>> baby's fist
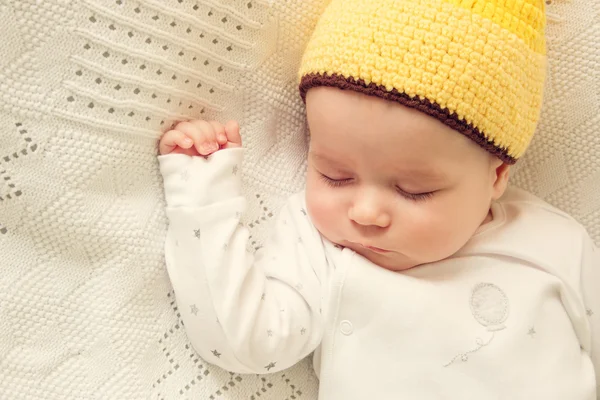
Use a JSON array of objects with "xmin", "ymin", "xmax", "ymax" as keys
[{"xmin": 159, "ymin": 120, "xmax": 241, "ymax": 156}]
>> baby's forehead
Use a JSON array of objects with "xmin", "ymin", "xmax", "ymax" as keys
[{"xmin": 310, "ymin": 125, "xmax": 492, "ymax": 181}]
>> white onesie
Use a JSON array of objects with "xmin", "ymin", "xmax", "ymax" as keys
[{"xmin": 160, "ymin": 148, "xmax": 600, "ymax": 400}]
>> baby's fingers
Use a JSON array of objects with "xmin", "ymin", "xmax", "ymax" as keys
[
  {"xmin": 224, "ymin": 120, "xmax": 242, "ymax": 148},
  {"xmin": 159, "ymin": 130, "xmax": 194, "ymax": 155},
  {"xmin": 207, "ymin": 120, "xmax": 228, "ymax": 146},
  {"xmin": 177, "ymin": 121, "xmax": 218, "ymax": 155}
]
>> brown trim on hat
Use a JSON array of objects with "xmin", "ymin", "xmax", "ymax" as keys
[{"xmin": 300, "ymin": 73, "xmax": 516, "ymax": 164}]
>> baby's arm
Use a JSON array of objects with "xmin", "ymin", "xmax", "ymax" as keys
[
  {"xmin": 158, "ymin": 121, "xmax": 329, "ymax": 374},
  {"xmin": 580, "ymin": 232, "xmax": 600, "ymax": 397}
]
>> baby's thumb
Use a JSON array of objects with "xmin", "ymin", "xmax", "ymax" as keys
[{"xmin": 224, "ymin": 120, "xmax": 242, "ymax": 148}]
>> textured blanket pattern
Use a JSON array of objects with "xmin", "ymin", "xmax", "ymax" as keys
[{"xmin": 0, "ymin": 0, "xmax": 597, "ymax": 399}]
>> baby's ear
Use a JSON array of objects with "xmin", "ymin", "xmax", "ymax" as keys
[{"xmin": 491, "ymin": 160, "xmax": 510, "ymax": 201}]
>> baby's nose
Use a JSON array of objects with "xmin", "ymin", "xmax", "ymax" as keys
[{"xmin": 348, "ymin": 195, "xmax": 391, "ymax": 228}]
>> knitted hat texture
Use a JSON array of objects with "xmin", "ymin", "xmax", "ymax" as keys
[{"xmin": 299, "ymin": 0, "xmax": 547, "ymax": 163}]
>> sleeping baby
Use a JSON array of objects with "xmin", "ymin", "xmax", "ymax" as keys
[{"xmin": 157, "ymin": 0, "xmax": 600, "ymax": 398}]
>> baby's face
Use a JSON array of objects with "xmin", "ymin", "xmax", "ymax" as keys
[{"xmin": 305, "ymin": 87, "xmax": 509, "ymax": 271}]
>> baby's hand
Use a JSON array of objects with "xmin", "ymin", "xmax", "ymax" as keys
[{"xmin": 159, "ymin": 120, "xmax": 241, "ymax": 156}]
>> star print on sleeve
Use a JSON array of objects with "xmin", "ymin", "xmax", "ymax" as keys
[
  {"xmin": 587, "ymin": 309, "xmax": 594, "ymax": 317},
  {"xmin": 212, "ymin": 350, "xmax": 221, "ymax": 358},
  {"xmin": 232, "ymin": 165, "xmax": 238, "ymax": 175},
  {"xmin": 267, "ymin": 329, "xmax": 274, "ymax": 337},
  {"xmin": 194, "ymin": 229, "xmax": 201, "ymax": 239},
  {"xmin": 528, "ymin": 327, "xmax": 536, "ymax": 337},
  {"xmin": 300, "ymin": 328, "xmax": 306, "ymax": 335},
  {"xmin": 265, "ymin": 362, "xmax": 276, "ymax": 371},
  {"xmin": 190, "ymin": 304, "xmax": 199, "ymax": 315},
  {"xmin": 179, "ymin": 170, "xmax": 190, "ymax": 181}
]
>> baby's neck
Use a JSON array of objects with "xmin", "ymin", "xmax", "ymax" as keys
[{"xmin": 481, "ymin": 209, "xmax": 493, "ymax": 226}]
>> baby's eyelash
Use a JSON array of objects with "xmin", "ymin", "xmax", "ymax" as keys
[
  {"xmin": 395, "ymin": 187, "xmax": 435, "ymax": 202},
  {"xmin": 320, "ymin": 173, "xmax": 434, "ymax": 201},
  {"xmin": 320, "ymin": 173, "xmax": 352, "ymax": 187}
]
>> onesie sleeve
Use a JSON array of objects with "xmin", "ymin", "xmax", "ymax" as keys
[
  {"xmin": 579, "ymin": 232, "xmax": 600, "ymax": 398},
  {"xmin": 158, "ymin": 149, "xmax": 332, "ymax": 374}
]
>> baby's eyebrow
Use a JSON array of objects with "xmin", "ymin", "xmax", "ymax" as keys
[
  {"xmin": 309, "ymin": 152, "xmax": 345, "ymax": 166},
  {"xmin": 311, "ymin": 151, "xmax": 446, "ymax": 181},
  {"xmin": 398, "ymin": 167, "xmax": 447, "ymax": 181}
]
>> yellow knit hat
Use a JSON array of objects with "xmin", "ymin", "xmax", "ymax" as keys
[{"xmin": 299, "ymin": 0, "xmax": 547, "ymax": 164}]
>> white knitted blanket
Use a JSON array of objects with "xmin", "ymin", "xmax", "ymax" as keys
[{"xmin": 0, "ymin": 0, "xmax": 598, "ymax": 398}]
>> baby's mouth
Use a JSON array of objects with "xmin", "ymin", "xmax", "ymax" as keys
[
  {"xmin": 363, "ymin": 245, "xmax": 391, "ymax": 254},
  {"xmin": 346, "ymin": 240, "xmax": 391, "ymax": 254}
]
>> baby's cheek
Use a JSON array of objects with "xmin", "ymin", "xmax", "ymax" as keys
[
  {"xmin": 405, "ymin": 207, "xmax": 464, "ymax": 261},
  {"xmin": 305, "ymin": 182, "xmax": 340, "ymax": 240},
  {"xmin": 306, "ymin": 188, "xmax": 335, "ymax": 233}
]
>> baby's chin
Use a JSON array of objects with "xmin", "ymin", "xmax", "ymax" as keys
[{"xmin": 366, "ymin": 253, "xmax": 420, "ymax": 272}]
